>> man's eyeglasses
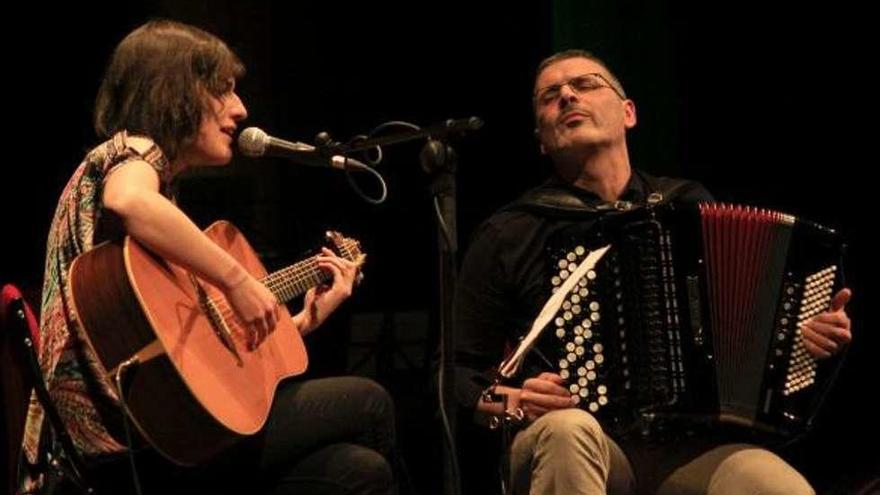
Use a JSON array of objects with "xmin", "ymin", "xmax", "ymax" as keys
[{"xmin": 534, "ymin": 73, "xmax": 626, "ymax": 105}]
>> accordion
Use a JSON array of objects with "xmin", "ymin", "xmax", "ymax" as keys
[{"xmin": 535, "ymin": 202, "xmax": 845, "ymax": 435}]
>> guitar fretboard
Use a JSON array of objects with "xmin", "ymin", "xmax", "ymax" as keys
[{"xmin": 263, "ymin": 257, "xmax": 331, "ymax": 303}]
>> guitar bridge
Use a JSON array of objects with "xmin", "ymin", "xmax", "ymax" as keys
[{"xmin": 189, "ymin": 274, "xmax": 244, "ymax": 367}]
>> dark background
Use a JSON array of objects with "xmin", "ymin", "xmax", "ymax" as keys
[{"xmin": 2, "ymin": 1, "xmax": 875, "ymax": 493}]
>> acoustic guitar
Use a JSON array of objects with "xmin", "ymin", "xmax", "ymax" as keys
[{"xmin": 69, "ymin": 220, "xmax": 363, "ymax": 465}]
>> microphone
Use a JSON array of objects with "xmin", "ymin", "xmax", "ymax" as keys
[{"xmin": 237, "ymin": 127, "xmax": 368, "ymax": 171}]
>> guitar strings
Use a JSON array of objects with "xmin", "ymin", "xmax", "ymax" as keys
[{"xmin": 208, "ymin": 240, "xmax": 358, "ymax": 322}]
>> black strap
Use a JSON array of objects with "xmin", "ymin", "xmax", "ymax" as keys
[{"xmin": 501, "ymin": 171, "xmax": 694, "ymax": 218}]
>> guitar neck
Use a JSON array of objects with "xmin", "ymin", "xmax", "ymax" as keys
[{"xmin": 262, "ymin": 257, "xmax": 330, "ymax": 303}]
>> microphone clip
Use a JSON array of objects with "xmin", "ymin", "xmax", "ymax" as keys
[{"xmin": 314, "ymin": 131, "xmax": 344, "ymax": 156}]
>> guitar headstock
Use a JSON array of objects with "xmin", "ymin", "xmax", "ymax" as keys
[{"xmin": 325, "ymin": 231, "xmax": 366, "ymax": 268}]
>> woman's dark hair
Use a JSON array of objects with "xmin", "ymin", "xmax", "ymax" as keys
[{"xmin": 94, "ymin": 20, "xmax": 245, "ymax": 160}]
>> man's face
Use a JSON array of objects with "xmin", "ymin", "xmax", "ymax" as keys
[{"xmin": 533, "ymin": 57, "xmax": 636, "ymax": 158}]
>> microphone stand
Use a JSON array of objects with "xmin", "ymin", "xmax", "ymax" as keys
[
  {"xmin": 314, "ymin": 117, "xmax": 482, "ymax": 158},
  {"xmin": 420, "ymin": 138, "xmax": 461, "ymax": 495},
  {"xmin": 318, "ymin": 118, "xmax": 479, "ymax": 495}
]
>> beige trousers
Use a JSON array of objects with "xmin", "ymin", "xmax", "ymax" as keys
[{"xmin": 509, "ymin": 409, "xmax": 814, "ymax": 495}]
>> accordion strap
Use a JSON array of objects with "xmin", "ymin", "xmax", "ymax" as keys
[{"xmin": 501, "ymin": 170, "xmax": 696, "ymax": 218}]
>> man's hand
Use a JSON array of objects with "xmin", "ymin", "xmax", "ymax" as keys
[
  {"xmin": 802, "ymin": 288, "xmax": 852, "ymax": 359},
  {"xmin": 519, "ymin": 372, "xmax": 574, "ymax": 422}
]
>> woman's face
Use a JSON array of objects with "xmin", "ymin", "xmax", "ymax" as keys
[{"xmin": 181, "ymin": 79, "xmax": 248, "ymax": 168}]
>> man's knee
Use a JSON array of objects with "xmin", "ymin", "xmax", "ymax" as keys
[
  {"xmin": 533, "ymin": 409, "xmax": 604, "ymax": 436},
  {"xmin": 510, "ymin": 409, "xmax": 614, "ymax": 494},
  {"xmin": 710, "ymin": 447, "xmax": 814, "ymax": 495},
  {"xmin": 531, "ymin": 409, "xmax": 606, "ymax": 451}
]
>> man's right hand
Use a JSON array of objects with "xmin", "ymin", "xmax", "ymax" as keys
[{"xmin": 519, "ymin": 372, "xmax": 574, "ymax": 422}]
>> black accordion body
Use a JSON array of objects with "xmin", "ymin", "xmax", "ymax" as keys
[{"xmin": 538, "ymin": 202, "xmax": 845, "ymax": 435}]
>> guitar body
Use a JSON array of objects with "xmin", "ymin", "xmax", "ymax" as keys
[{"xmin": 70, "ymin": 221, "xmax": 308, "ymax": 465}]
